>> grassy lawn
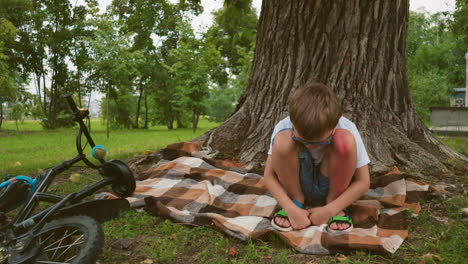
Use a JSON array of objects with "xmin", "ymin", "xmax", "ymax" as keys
[
  {"xmin": 1, "ymin": 121, "xmax": 467, "ymax": 263},
  {"xmin": 0, "ymin": 119, "xmax": 217, "ymax": 176},
  {"xmin": 435, "ymin": 134, "xmax": 468, "ymax": 157}
]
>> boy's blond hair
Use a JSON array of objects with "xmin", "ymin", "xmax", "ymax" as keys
[{"xmin": 289, "ymin": 82, "xmax": 342, "ymax": 140}]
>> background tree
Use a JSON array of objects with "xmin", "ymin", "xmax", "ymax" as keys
[
  {"xmin": 203, "ymin": 0, "xmax": 257, "ymax": 122},
  {"xmin": 406, "ymin": 8, "xmax": 468, "ymax": 123},
  {"xmin": 87, "ymin": 12, "xmax": 144, "ymax": 132},
  {"xmin": 205, "ymin": 0, "xmax": 258, "ymax": 79},
  {"xmin": 7, "ymin": 0, "xmax": 100, "ymax": 128},
  {"xmin": 195, "ymin": 0, "xmax": 465, "ymax": 174},
  {"xmin": 164, "ymin": 21, "xmax": 222, "ymax": 131},
  {"xmin": 112, "ymin": 0, "xmax": 168, "ymax": 128},
  {"xmin": 68, "ymin": 0, "xmax": 98, "ymax": 108},
  {"xmin": 205, "ymin": 46, "xmax": 254, "ymax": 122},
  {"xmin": 0, "ymin": 0, "xmax": 32, "ymax": 129}
]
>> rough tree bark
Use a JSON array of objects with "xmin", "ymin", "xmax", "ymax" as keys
[{"xmin": 194, "ymin": 0, "xmax": 466, "ymax": 174}]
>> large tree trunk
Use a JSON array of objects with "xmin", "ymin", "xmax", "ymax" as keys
[{"xmin": 195, "ymin": 0, "xmax": 465, "ymax": 174}]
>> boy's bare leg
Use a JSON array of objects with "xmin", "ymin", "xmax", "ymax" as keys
[
  {"xmin": 270, "ymin": 130, "xmax": 309, "ymax": 229},
  {"xmin": 320, "ymin": 128, "xmax": 357, "ymax": 230}
]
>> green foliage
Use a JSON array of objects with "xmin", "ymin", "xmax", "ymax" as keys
[
  {"xmin": 205, "ymin": 84, "xmax": 236, "ymax": 122},
  {"xmin": 407, "ymin": 9, "xmax": 468, "ymax": 124},
  {"xmin": 205, "ymin": 47, "xmax": 254, "ymax": 122},
  {"xmin": 0, "ymin": 1, "xmax": 29, "ymax": 113},
  {"xmin": 205, "ymin": 0, "xmax": 258, "ymax": 78},
  {"xmin": 408, "ymin": 70, "xmax": 450, "ymax": 122},
  {"xmin": 450, "ymin": 0, "xmax": 468, "ymax": 46},
  {"xmin": 1, "ymin": 0, "xmax": 259, "ymax": 131},
  {"xmin": 200, "ymin": 2, "xmax": 257, "ymax": 122},
  {"xmin": 100, "ymin": 90, "xmax": 136, "ymax": 129},
  {"xmin": 164, "ymin": 19, "xmax": 223, "ymax": 131},
  {"xmin": 0, "ymin": 18, "xmax": 18, "ymax": 98}
]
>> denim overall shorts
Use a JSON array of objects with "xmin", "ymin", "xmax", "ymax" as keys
[
  {"xmin": 298, "ymin": 145, "xmax": 330, "ymax": 207},
  {"xmin": 273, "ymin": 128, "xmax": 330, "ymax": 207}
]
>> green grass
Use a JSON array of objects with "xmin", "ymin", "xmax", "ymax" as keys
[
  {"xmin": 99, "ymin": 210, "xmax": 305, "ymax": 264},
  {"xmin": 96, "ymin": 195, "xmax": 468, "ymax": 264},
  {"xmin": 435, "ymin": 135, "xmax": 468, "ymax": 156},
  {"xmin": 1, "ymin": 120, "xmax": 45, "ymax": 131},
  {"xmin": 0, "ymin": 119, "xmax": 218, "ymax": 176},
  {"xmin": 398, "ymin": 194, "xmax": 468, "ymax": 264}
]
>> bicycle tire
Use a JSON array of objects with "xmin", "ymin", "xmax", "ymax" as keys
[{"xmin": 34, "ymin": 215, "xmax": 104, "ymax": 264}]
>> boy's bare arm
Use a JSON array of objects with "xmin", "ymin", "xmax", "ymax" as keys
[
  {"xmin": 269, "ymin": 133, "xmax": 305, "ymax": 203},
  {"xmin": 308, "ymin": 165, "xmax": 370, "ymax": 225},
  {"xmin": 324, "ymin": 129, "xmax": 356, "ymax": 203},
  {"xmin": 264, "ymin": 155, "xmax": 311, "ymax": 229},
  {"xmin": 325, "ymin": 165, "xmax": 370, "ymax": 215},
  {"xmin": 264, "ymin": 155, "xmax": 297, "ymax": 211}
]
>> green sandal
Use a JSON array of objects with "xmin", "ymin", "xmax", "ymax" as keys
[
  {"xmin": 326, "ymin": 211, "xmax": 353, "ymax": 233},
  {"xmin": 271, "ymin": 200, "xmax": 304, "ymax": 232}
]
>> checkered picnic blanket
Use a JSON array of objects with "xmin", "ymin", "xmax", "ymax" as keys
[{"xmin": 125, "ymin": 142, "xmax": 429, "ymax": 255}]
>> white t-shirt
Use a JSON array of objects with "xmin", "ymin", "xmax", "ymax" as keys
[{"xmin": 267, "ymin": 116, "xmax": 370, "ymax": 168}]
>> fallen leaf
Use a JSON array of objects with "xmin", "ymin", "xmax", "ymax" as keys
[
  {"xmin": 263, "ymin": 255, "xmax": 272, "ymax": 259},
  {"xmin": 420, "ymin": 253, "xmax": 442, "ymax": 263},
  {"xmin": 69, "ymin": 173, "xmax": 82, "ymax": 183},
  {"xmin": 143, "ymin": 150, "xmax": 154, "ymax": 155},
  {"xmin": 385, "ymin": 166, "xmax": 401, "ymax": 175},
  {"xmin": 433, "ymin": 183, "xmax": 456, "ymax": 192},
  {"xmin": 336, "ymin": 254, "xmax": 347, "ymax": 262},
  {"xmin": 228, "ymin": 247, "xmax": 238, "ymax": 256},
  {"xmin": 461, "ymin": 208, "xmax": 468, "ymax": 217},
  {"xmin": 14, "ymin": 161, "xmax": 21, "ymax": 167},
  {"xmin": 429, "ymin": 185, "xmax": 447, "ymax": 193},
  {"xmin": 140, "ymin": 259, "xmax": 154, "ymax": 264},
  {"xmin": 445, "ymin": 158, "xmax": 456, "ymax": 164},
  {"xmin": 430, "ymin": 215, "xmax": 449, "ymax": 225},
  {"xmin": 111, "ymin": 239, "xmax": 133, "ymax": 250}
]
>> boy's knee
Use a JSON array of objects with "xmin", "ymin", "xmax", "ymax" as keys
[{"xmin": 271, "ymin": 131, "xmax": 299, "ymax": 157}]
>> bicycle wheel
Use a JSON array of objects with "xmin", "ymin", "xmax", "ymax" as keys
[{"xmin": 35, "ymin": 215, "xmax": 103, "ymax": 264}]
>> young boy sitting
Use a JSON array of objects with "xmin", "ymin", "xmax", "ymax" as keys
[{"xmin": 264, "ymin": 82, "xmax": 370, "ymax": 232}]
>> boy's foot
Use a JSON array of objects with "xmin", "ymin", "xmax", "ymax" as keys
[
  {"xmin": 327, "ymin": 210, "xmax": 353, "ymax": 232},
  {"xmin": 271, "ymin": 209, "xmax": 293, "ymax": 232},
  {"xmin": 271, "ymin": 200, "xmax": 305, "ymax": 232}
]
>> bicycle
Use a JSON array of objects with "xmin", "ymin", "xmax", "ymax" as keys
[{"xmin": 0, "ymin": 93, "xmax": 136, "ymax": 264}]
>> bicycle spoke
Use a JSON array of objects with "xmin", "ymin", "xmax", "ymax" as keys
[
  {"xmin": 57, "ymin": 235, "xmax": 84, "ymax": 259},
  {"xmin": 40, "ymin": 231, "xmax": 57, "ymax": 245},
  {"xmin": 44, "ymin": 239, "xmax": 83, "ymax": 253},
  {"xmin": 50, "ymin": 229, "xmax": 69, "ymax": 260},
  {"xmin": 64, "ymin": 254, "xmax": 76, "ymax": 263},
  {"xmin": 43, "ymin": 230, "xmax": 79, "ymax": 250},
  {"xmin": 45, "ymin": 235, "xmax": 83, "ymax": 259}
]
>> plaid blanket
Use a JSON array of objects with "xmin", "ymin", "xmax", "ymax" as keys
[{"xmin": 124, "ymin": 142, "xmax": 429, "ymax": 255}]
